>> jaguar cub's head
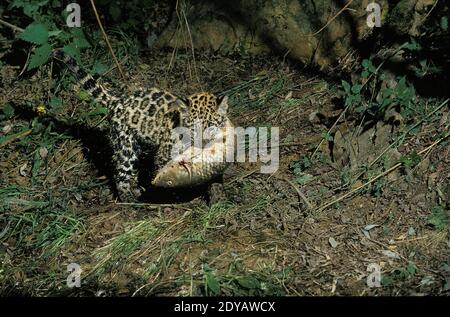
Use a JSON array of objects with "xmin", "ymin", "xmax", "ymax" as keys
[{"xmin": 185, "ymin": 92, "xmax": 229, "ymax": 127}]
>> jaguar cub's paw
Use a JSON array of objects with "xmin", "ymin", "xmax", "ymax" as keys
[{"xmin": 117, "ymin": 187, "xmax": 143, "ymax": 203}]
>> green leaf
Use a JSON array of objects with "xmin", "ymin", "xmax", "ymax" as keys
[
  {"xmin": 3, "ymin": 103, "xmax": 15, "ymax": 118},
  {"xmin": 351, "ymin": 84, "xmax": 362, "ymax": 94},
  {"xmin": 341, "ymin": 80, "xmax": 351, "ymax": 94},
  {"xmin": 27, "ymin": 43, "xmax": 52, "ymax": 70},
  {"xmin": 205, "ymin": 272, "xmax": 220, "ymax": 295},
  {"xmin": 237, "ymin": 276, "xmax": 260, "ymax": 289},
  {"xmin": 301, "ymin": 155, "xmax": 311, "ymax": 168},
  {"xmin": 0, "ymin": 128, "xmax": 31, "ymax": 147},
  {"xmin": 440, "ymin": 16, "xmax": 448, "ymax": 31},
  {"xmin": 52, "ymin": 0, "xmax": 62, "ymax": 8},
  {"xmin": 13, "ymin": 0, "xmax": 49, "ymax": 17},
  {"xmin": 19, "ymin": 22, "xmax": 49, "ymax": 45},
  {"xmin": 406, "ymin": 262, "xmax": 416, "ymax": 275},
  {"xmin": 63, "ymin": 42, "xmax": 81, "ymax": 62},
  {"xmin": 92, "ymin": 61, "xmax": 108, "ymax": 75},
  {"xmin": 344, "ymin": 95, "xmax": 354, "ymax": 106},
  {"xmin": 443, "ymin": 263, "xmax": 450, "ymax": 273},
  {"xmin": 295, "ymin": 174, "xmax": 313, "ymax": 185},
  {"xmin": 381, "ymin": 274, "xmax": 394, "ymax": 286},
  {"xmin": 362, "ymin": 59, "xmax": 370, "ymax": 69},
  {"xmin": 32, "ymin": 150, "xmax": 41, "ymax": 181},
  {"xmin": 48, "ymin": 30, "xmax": 62, "ymax": 37},
  {"xmin": 445, "ymin": 279, "xmax": 450, "ymax": 291},
  {"xmin": 321, "ymin": 132, "xmax": 333, "ymax": 142},
  {"xmin": 292, "ymin": 166, "xmax": 302, "ymax": 175},
  {"xmin": 362, "ymin": 59, "xmax": 377, "ymax": 73},
  {"xmin": 87, "ymin": 106, "xmax": 108, "ymax": 116},
  {"xmin": 355, "ymin": 105, "xmax": 366, "ymax": 113},
  {"xmin": 49, "ymin": 96, "xmax": 63, "ymax": 108},
  {"xmin": 70, "ymin": 28, "xmax": 91, "ymax": 48},
  {"xmin": 77, "ymin": 91, "xmax": 91, "ymax": 101},
  {"xmin": 381, "ymin": 97, "xmax": 392, "ymax": 108},
  {"xmin": 400, "ymin": 151, "xmax": 421, "ymax": 169},
  {"xmin": 428, "ymin": 206, "xmax": 450, "ymax": 231},
  {"xmin": 404, "ymin": 39, "xmax": 420, "ymax": 51}
]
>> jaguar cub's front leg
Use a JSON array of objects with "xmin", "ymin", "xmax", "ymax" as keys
[
  {"xmin": 154, "ymin": 128, "xmax": 177, "ymax": 170},
  {"xmin": 110, "ymin": 129, "xmax": 142, "ymax": 202}
]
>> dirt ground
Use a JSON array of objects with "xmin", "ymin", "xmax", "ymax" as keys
[{"xmin": 0, "ymin": 48, "xmax": 449, "ymax": 296}]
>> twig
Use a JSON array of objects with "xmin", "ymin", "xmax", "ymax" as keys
[
  {"xmin": 227, "ymin": 168, "xmax": 258, "ymax": 185},
  {"xmin": 0, "ymin": 18, "xmax": 24, "ymax": 32},
  {"xmin": 301, "ymin": 0, "xmax": 355, "ymax": 37},
  {"xmin": 180, "ymin": 4, "xmax": 201, "ymax": 87},
  {"xmin": 0, "ymin": 18, "xmax": 29, "ymax": 73},
  {"xmin": 165, "ymin": 1, "xmax": 180, "ymax": 73},
  {"xmin": 89, "ymin": 0, "xmax": 126, "ymax": 80},
  {"xmin": 420, "ymin": 0, "xmax": 439, "ymax": 25},
  {"xmin": 277, "ymin": 176, "xmax": 314, "ymax": 210},
  {"xmin": 175, "ymin": 1, "xmax": 191, "ymax": 80},
  {"xmin": 18, "ymin": 48, "xmax": 31, "ymax": 77}
]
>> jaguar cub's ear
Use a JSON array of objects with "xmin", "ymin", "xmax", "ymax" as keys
[{"xmin": 217, "ymin": 95, "xmax": 229, "ymax": 115}]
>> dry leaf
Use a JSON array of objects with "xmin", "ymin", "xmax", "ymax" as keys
[
  {"xmin": 39, "ymin": 147, "xmax": 48, "ymax": 159},
  {"xmin": 285, "ymin": 91, "xmax": 293, "ymax": 100},
  {"xmin": 19, "ymin": 162, "xmax": 28, "ymax": 177},
  {"xmin": 329, "ymin": 237, "xmax": 338, "ymax": 248}
]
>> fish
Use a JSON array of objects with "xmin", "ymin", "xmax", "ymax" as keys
[{"xmin": 151, "ymin": 121, "xmax": 233, "ymax": 188}]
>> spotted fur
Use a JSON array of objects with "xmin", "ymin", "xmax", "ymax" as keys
[{"xmin": 53, "ymin": 50, "xmax": 230, "ymax": 201}]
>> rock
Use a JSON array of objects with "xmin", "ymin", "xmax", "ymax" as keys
[{"xmin": 156, "ymin": 0, "xmax": 436, "ymax": 71}]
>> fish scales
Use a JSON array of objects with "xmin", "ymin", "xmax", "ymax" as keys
[{"xmin": 152, "ymin": 120, "xmax": 233, "ymax": 188}]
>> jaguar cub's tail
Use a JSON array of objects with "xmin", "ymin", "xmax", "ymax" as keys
[{"xmin": 53, "ymin": 49, "xmax": 117, "ymax": 106}]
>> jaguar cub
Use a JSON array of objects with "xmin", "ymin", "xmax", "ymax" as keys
[{"xmin": 53, "ymin": 50, "xmax": 229, "ymax": 202}]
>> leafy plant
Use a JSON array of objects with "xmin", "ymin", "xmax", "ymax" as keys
[
  {"xmin": 200, "ymin": 263, "xmax": 287, "ymax": 296},
  {"xmin": 9, "ymin": 0, "xmax": 92, "ymax": 69},
  {"xmin": 427, "ymin": 206, "xmax": 450, "ymax": 231},
  {"xmin": 382, "ymin": 262, "xmax": 417, "ymax": 287},
  {"xmin": 341, "ymin": 79, "xmax": 363, "ymax": 108},
  {"xmin": 19, "ymin": 22, "xmax": 91, "ymax": 70},
  {"xmin": 290, "ymin": 155, "xmax": 311, "ymax": 174},
  {"xmin": 202, "ymin": 264, "xmax": 221, "ymax": 296},
  {"xmin": 400, "ymin": 150, "xmax": 421, "ymax": 170},
  {"xmin": 290, "ymin": 155, "xmax": 313, "ymax": 185},
  {"xmin": 340, "ymin": 56, "xmax": 417, "ymax": 119}
]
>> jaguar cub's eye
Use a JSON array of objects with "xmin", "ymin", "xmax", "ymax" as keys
[{"xmin": 167, "ymin": 180, "xmax": 173, "ymax": 186}]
